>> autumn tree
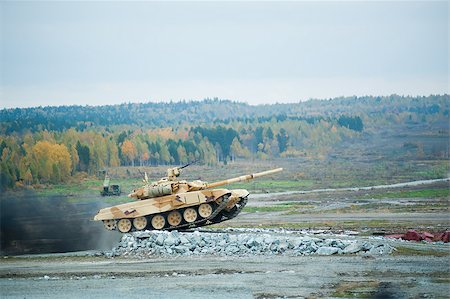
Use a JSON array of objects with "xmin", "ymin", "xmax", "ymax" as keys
[
  {"xmin": 121, "ymin": 140, "xmax": 137, "ymax": 166},
  {"xmin": 30, "ymin": 141, "xmax": 72, "ymax": 183}
]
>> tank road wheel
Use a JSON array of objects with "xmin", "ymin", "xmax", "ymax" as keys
[
  {"xmin": 183, "ymin": 208, "xmax": 197, "ymax": 223},
  {"xmin": 133, "ymin": 216, "xmax": 147, "ymax": 230},
  {"xmin": 167, "ymin": 211, "xmax": 182, "ymax": 226},
  {"xmin": 151, "ymin": 214, "xmax": 166, "ymax": 230},
  {"xmin": 198, "ymin": 203, "xmax": 213, "ymax": 218},
  {"xmin": 117, "ymin": 218, "xmax": 132, "ymax": 233},
  {"xmin": 103, "ymin": 219, "xmax": 116, "ymax": 230}
]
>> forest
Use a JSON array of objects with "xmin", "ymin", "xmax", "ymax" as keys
[{"xmin": 0, "ymin": 94, "xmax": 448, "ymax": 190}]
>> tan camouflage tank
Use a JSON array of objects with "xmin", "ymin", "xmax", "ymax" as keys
[{"xmin": 94, "ymin": 165, "xmax": 282, "ymax": 233}]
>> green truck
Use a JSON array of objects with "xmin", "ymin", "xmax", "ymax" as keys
[{"xmin": 101, "ymin": 175, "xmax": 121, "ymax": 196}]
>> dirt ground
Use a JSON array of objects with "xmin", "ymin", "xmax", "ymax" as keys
[{"xmin": 1, "ymin": 250, "xmax": 449, "ymax": 299}]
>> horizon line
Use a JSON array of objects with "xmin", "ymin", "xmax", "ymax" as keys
[{"xmin": 1, "ymin": 93, "xmax": 448, "ymax": 110}]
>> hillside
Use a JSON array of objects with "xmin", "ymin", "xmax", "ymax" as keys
[{"xmin": 0, "ymin": 95, "xmax": 448, "ymax": 190}]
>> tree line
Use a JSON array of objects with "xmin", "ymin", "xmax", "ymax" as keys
[
  {"xmin": 0, "ymin": 95, "xmax": 448, "ymax": 190},
  {"xmin": 1, "ymin": 95, "xmax": 447, "ymax": 135}
]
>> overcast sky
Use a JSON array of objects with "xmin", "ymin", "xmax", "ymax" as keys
[{"xmin": 0, "ymin": 1, "xmax": 448, "ymax": 108}]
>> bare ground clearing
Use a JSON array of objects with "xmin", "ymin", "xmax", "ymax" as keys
[{"xmin": 1, "ymin": 250, "xmax": 449, "ymax": 299}]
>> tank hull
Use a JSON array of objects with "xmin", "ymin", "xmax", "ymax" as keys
[{"xmin": 94, "ymin": 188, "xmax": 249, "ymax": 232}]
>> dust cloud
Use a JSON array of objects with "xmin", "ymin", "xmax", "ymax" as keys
[{"xmin": 1, "ymin": 191, "xmax": 120, "ymax": 255}]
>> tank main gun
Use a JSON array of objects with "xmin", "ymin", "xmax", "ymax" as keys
[{"xmin": 205, "ymin": 168, "xmax": 283, "ymax": 189}]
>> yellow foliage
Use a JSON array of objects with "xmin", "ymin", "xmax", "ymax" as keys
[
  {"xmin": 147, "ymin": 128, "xmax": 178, "ymax": 140},
  {"xmin": 121, "ymin": 140, "xmax": 137, "ymax": 164},
  {"xmin": 31, "ymin": 141, "xmax": 72, "ymax": 183}
]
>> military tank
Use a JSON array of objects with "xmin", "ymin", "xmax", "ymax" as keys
[{"xmin": 94, "ymin": 165, "xmax": 282, "ymax": 233}]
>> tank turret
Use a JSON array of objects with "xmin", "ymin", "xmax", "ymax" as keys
[
  {"xmin": 94, "ymin": 165, "xmax": 283, "ymax": 233},
  {"xmin": 128, "ymin": 162, "xmax": 207, "ymax": 200}
]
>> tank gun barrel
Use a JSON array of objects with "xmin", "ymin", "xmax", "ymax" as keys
[{"xmin": 206, "ymin": 168, "xmax": 283, "ymax": 189}]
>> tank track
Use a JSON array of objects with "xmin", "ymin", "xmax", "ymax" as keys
[
  {"xmin": 180, "ymin": 196, "xmax": 248, "ymax": 230},
  {"xmin": 163, "ymin": 194, "xmax": 232, "ymax": 231},
  {"xmin": 212, "ymin": 196, "xmax": 248, "ymax": 224},
  {"xmin": 113, "ymin": 195, "xmax": 249, "ymax": 233},
  {"xmin": 169, "ymin": 196, "xmax": 249, "ymax": 230},
  {"xmin": 224, "ymin": 196, "xmax": 248, "ymax": 220}
]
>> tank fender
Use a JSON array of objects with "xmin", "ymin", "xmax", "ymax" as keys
[
  {"xmin": 203, "ymin": 189, "xmax": 232, "ymax": 202},
  {"xmin": 231, "ymin": 189, "xmax": 250, "ymax": 198}
]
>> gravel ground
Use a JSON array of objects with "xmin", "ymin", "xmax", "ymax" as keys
[
  {"xmin": 1, "ymin": 253, "xmax": 448, "ymax": 299},
  {"xmin": 1, "ymin": 228, "xmax": 449, "ymax": 298}
]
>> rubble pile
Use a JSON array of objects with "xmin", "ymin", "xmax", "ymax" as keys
[
  {"xmin": 386, "ymin": 230, "xmax": 450, "ymax": 243},
  {"xmin": 106, "ymin": 230, "xmax": 394, "ymax": 257}
]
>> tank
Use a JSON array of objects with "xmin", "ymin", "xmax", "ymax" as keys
[{"xmin": 93, "ymin": 165, "xmax": 283, "ymax": 233}]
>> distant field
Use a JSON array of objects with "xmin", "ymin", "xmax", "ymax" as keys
[{"xmin": 22, "ymin": 156, "xmax": 447, "ymax": 201}]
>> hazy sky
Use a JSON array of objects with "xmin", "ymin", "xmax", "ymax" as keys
[{"xmin": 0, "ymin": 1, "xmax": 448, "ymax": 108}]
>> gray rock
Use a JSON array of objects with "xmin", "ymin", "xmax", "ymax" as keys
[
  {"xmin": 155, "ymin": 234, "xmax": 165, "ymax": 246},
  {"xmin": 368, "ymin": 244, "xmax": 393, "ymax": 255},
  {"xmin": 173, "ymin": 246, "xmax": 188, "ymax": 254},
  {"xmin": 304, "ymin": 236, "xmax": 321, "ymax": 243},
  {"xmin": 335, "ymin": 241, "xmax": 346, "ymax": 249},
  {"xmin": 361, "ymin": 242, "xmax": 372, "ymax": 251},
  {"xmin": 170, "ymin": 230, "xmax": 180, "ymax": 238},
  {"xmin": 292, "ymin": 238, "xmax": 305, "ymax": 248},
  {"xmin": 179, "ymin": 235, "xmax": 190, "ymax": 245},
  {"xmin": 218, "ymin": 239, "xmax": 227, "ymax": 247},
  {"xmin": 316, "ymin": 246, "xmax": 339, "ymax": 255},
  {"xmin": 270, "ymin": 243, "xmax": 279, "ymax": 252},
  {"xmin": 343, "ymin": 242, "xmax": 363, "ymax": 254},
  {"xmin": 238, "ymin": 234, "xmax": 249, "ymax": 243},
  {"xmin": 226, "ymin": 246, "xmax": 240, "ymax": 254},
  {"xmin": 271, "ymin": 239, "xmax": 280, "ymax": 246},
  {"xmin": 264, "ymin": 237, "xmax": 273, "ymax": 245},
  {"xmin": 278, "ymin": 242, "xmax": 289, "ymax": 253},
  {"xmin": 164, "ymin": 234, "xmax": 180, "ymax": 247},
  {"xmin": 191, "ymin": 235, "xmax": 202, "ymax": 244},
  {"xmin": 324, "ymin": 239, "xmax": 339, "ymax": 247}
]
